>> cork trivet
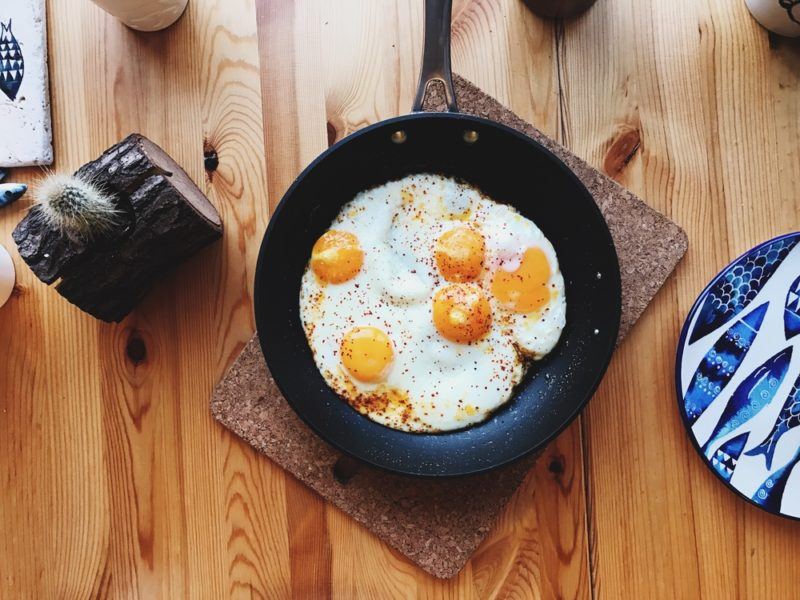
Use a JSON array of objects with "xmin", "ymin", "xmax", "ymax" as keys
[{"xmin": 211, "ymin": 76, "xmax": 688, "ymax": 579}]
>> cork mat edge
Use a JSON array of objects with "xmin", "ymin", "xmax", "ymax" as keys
[
  {"xmin": 210, "ymin": 75, "xmax": 688, "ymax": 579},
  {"xmin": 211, "ymin": 343, "xmax": 540, "ymax": 580}
]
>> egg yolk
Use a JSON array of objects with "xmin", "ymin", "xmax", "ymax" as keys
[
  {"xmin": 432, "ymin": 284, "xmax": 492, "ymax": 343},
  {"xmin": 434, "ymin": 227, "xmax": 486, "ymax": 282},
  {"xmin": 310, "ymin": 230, "xmax": 363, "ymax": 283},
  {"xmin": 341, "ymin": 326, "xmax": 394, "ymax": 383},
  {"xmin": 491, "ymin": 247, "xmax": 551, "ymax": 313}
]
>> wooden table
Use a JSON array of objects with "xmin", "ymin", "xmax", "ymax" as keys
[{"xmin": 2, "ymin": 0, "xmax": 799, "ymax": 597}]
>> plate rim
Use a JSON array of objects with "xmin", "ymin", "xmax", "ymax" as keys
[{"xmin": 674, "ymin": 230, "xmax": 800, "ymax": 520}]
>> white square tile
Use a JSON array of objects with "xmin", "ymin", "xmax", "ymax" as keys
[{"xmin": 0, "ymin": 0, "xmax": 53, "ymax": 167}]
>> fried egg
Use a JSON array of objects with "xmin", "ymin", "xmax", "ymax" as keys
[{"xmin": 299, "ymin": 173, "xmax": 566, "ymax": 432}]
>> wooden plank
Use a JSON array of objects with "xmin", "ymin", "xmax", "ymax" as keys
[
  {"xmin": 562, "ymin": 0, "xmax": 800, "ymax": 597},
  {"xmin": 3, "ymin": 0, "xmax": 799, "ymax": 596},
  {"xmin": 559, "ymin": 2, "xmax": 706, "ymax": 596},
  {"xmin": 0, "ymin": 0, "xmax": 287, "ymax": 596},
  {"xmin": 254, "ymin": 0, "xmax": 591, "ymax": 597}
]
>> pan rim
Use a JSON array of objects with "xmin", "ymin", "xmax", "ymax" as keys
[{"xmin": 254, "ymin": 111, "xmax": 622, "ymax": 477}]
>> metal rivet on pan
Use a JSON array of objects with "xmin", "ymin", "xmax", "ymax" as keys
[
  {"xmin": 391, "ymin": 130, "xmax": 407, "ymax": 144},
  {"xmin": 463, "ymin": 130, "xmax": 479, "ymax": 143},
  {"xmin": 596, "ymin": 272, "xmax": 602, "ymax": 280},
  {"xmin": 594, "ymin": 329, "xmax": 600, "ymax": 335}
]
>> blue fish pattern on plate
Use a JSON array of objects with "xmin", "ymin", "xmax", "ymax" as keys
[
  {"xmin": 751, "ymin": 445, "xmax": 800, "ymax": 513},
  {"xmin": 702, "ymin": 346, "xmax": 793, "ymax": 458},
  {"xmin": 684, "ymin": 304, "xmax": 767, "ymax": 425},
  {"xmin": 785, "ymin": 275, "xmax": 800, "ymax": 340},
  {"xmin": 678, "ymin": 233, "xmax": 800, "ymax": 519},
  {"xmin": 710, "ymin": 432, "xmax": 749, "ymax": 482},
  {"xmin": 745, "ymin": 372, "xmax": 800, "ymax": 471},
  {"xmin": 689, "ymin": 238, "xmax": 797, "ymax": 344}
]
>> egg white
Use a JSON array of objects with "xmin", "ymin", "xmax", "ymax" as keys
[{"xmin": 299, "ymin": 174, "xmax": 566, "ymax": 432}]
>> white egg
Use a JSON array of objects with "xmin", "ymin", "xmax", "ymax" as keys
[
  {"xmin": 299, "ymin": 174, "xmax": 566, "ymax": 433},
  {"xmin": 480, "ymin": 202, "xmax": 567, "ymax": 358}
]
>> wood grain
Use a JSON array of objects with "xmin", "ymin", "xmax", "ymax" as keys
[
  {"xmin": 1, "ymin": 0, "xmax": 798, "ymax": 597},
  {"xmin": 256, "ymin": 0, "xmax": 590, "ymax": 596}
]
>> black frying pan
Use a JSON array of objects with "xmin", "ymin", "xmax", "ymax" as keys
[{"xmin": 254, "ymin": 0, "xmax": 621, "ymax": 477}]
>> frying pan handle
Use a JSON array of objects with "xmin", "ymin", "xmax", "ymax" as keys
[{"xmin": 412, "ymin": 0, "xmax": 459, "ymax": 112}]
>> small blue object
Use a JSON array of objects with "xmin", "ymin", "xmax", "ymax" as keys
[
  {"xmin": 0, "ymin": 183, "xmax": 27, "ymax": 208},
  {"xmin": 677, "ymin": 232, "xmax": 800, "ymax": 520},
  {"xmin": 0, "ymin": 168, "xmax": 7, "ymax": 183}
]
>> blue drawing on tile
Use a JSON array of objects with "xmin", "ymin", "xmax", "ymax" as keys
[
  {"xmin": 688, "ymin": 237, "xmax": 797, "ymax": 344},
  {"xmin": 684, "ymin": 304, "xmax": 767, "ymax": 425},
  {"xmin": 0, "ymin": 183, "xmax": 27, "ymax": 208},
  {"xmin": 0, "ymin": 20, "xmax": 23, "ymax": 102}
]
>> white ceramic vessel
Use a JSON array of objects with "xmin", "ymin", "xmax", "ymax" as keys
[
  {"xmin": 745, "ymin": 0, "xmax": 800, "ymax": 37},
  {"xmin": 0, "ymin": 244, "xmax": 15, "ymax": 308},
  {"xmin": 89, "ymin": 0, "xmax": 189, "ymax": 32}
]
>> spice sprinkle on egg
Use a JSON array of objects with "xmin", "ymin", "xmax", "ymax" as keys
[{"xmin": 299, "ymin": 173, "xmax": 566, "ymax": 433}]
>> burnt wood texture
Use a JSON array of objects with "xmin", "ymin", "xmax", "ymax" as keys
[{"xmin": 13, "ymin": 134, "xmax": 222, "ymax": 321}]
